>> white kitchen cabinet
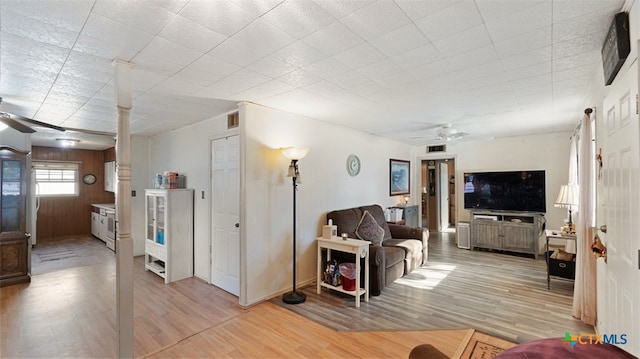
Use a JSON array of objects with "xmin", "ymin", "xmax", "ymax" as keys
[
  {"xmin": 91, "ymin": 211, "xmax": 101, "ymax": 239},
  {"xmin": 104, "ymin": 161, "xmax": 116, "ymax": 192},
  {"xmin": 144, "ymin": 189, "xmax": 194, "ymax": 283}
]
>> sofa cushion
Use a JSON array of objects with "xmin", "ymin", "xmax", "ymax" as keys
[
  {"xmin": 359, "ymin": 204, "xmax": 393, "ymax": 241},
  {"xmin": 327, "ymin": 207, "xmax": 363, "ymax": 239},
  {"xmin": 355, "ymin": 210, "xmax": 385, "ymax": 245},
  {"xmin": 384, "ymin": 238, "xmax": 423, "ymax": 274}
]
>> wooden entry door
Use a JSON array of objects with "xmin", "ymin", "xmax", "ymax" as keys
[{"xmin": 0, "ymin": 146, "xmax": 31, "ymax": 287}]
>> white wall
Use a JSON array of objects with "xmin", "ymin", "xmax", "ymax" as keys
[
  {"xmin": 140, "ymin": 102, "xmax": 413, "ymax": 306},
  {"xmin": 416, "ymin": 132, "xmax": 573, "ymax": 252},
  {"xmin": 145, "ymin": 112, "xmax": 238, "ymax": 281},
  {"xmin": 241, "ymin": 102, "xmax": 414, "ymax": 306}
]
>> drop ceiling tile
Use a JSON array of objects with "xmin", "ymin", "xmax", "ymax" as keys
[
  {"xmin": 133, "ymin": 37, "xmax": 203, "ymax": 75},
  {"xmin": 181, "ymin": 54, "xmax": 242, "ymax": 86},
  {"xmin": 272, "ymin": 40, "xmax": 327, "ymax": 67},
  {"xmin": 206, "ymin": 38, "xmax": 268, "ymax": 68},
  {"xmin": 391, "ymin": 43, "xmax": 442, "ymax": 69},
  {"xmin": 433, "ymin": 24, "xmax": 492, "ymax": 57},
  {"xmin": 205, "ymin": 69, "xmax": 271, "ymax": 96},
  {"xmin": 301, "ymin": 21, "xmax": 364, "ymax": 56},
  {"xmin": 233, "ymin": 79, "xmax": 296, "ymax": 102},
  {"xmin": 414, "ymin": 1, "xmax": 483, "ymax": 42},
  {"xmin": 326, "ymin": 71, "xmax": 371, "ymax": 89},
  {"xmin": 144, "ymin": 0, "xmax": 191, "ymax": 14},
  {"xmin": 179, "ymin": 0, "xmax": 259, "ymax": 37},
  {"xmin": 552, "ymin": 14, "xmax": 611, "ymax": 44},
  {"xmin": 261, "ymin": 1, "xmax": 336, "ymax": 38},
  {"xmin": 227, "ymin": 0, "xmax": 283, "ymax": 16},
  {"xmin": 73, "ymin": 34, "xmax": 139, "ymax": 61},
  {"xmin": 157, "ymin": 15, "xmax": 227, "ymax": 53},
  {"xmin": 356, "ymin": 59, "xmax": 404, "ymax": 81},
  {"xmin": 1, "ymin": 0, "xmax": 94, "ymax": 32},
  {"xmin": 340, "ymin": 1, "xmax": 411, "ymax": 40},
  {"xmin": 500, "ymin": 46, "xmax": 552, "ymax": 71},
  {"xmin": 484, "ymin": 2, "xmax": 552, "ymax": 43},
  {"xmin": 332, "ymin": 43, "xmax": 387, "ymax": 69},
  {"xmin": 395, "ymin": 0, "xmax": 462, "ymax": 21},
  {"xmin": 277, "ymin": 69, "xmax": 322, "ymax": 87},
  {"xmin": 302, "ymin": 57, "xmax": 350, "ymax": 79},
  {"xmin": 369, "ymin": 24, "xmax": 430, "ymax": 57},
  {"xmin": 231, "ymin": 18, "xmax": 296, "ymax": 55},
  {"xmin": 494, "ymin": 27, "xmax": 551, "ymax": 59},
  {"xmin": 446, "ymin": 45, "xmax": 498, "ymax": 71},
  {"xmin": 310, "ymin": 0, "xmax": 374, "ymax": 19},
  {"xmin": 1, "ymin": 9, "xmax": 78, "ymax": 49},
  {"xmin": 82, "ymin": 13, "xmax": 154, "ymax": 53},
  {"xmin": 92, "ymin": 0, "xmax": 174, "ymax": 35},
  {"xmin": 553, "ymin": 50, "xmax": 600, "ymax": 72},
  {"xmin": 553, "ymin": 0, "xmax": 624, "ymax": 22},
  {"xmin": 152, "ymin": 76, "xmax": 205, "ymax": 96},
  {"xmin": 247, "ymin": 55, "xmax": 298, "ymax": 78},
  {"xmin": 552, "ymin": 33, "xmax": 602, "ymax": 60},
  {"xmin": 475, "ymin": 0, "xmax": 543, "ymax": 22}
]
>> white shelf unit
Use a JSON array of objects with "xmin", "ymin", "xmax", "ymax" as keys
[{"xmin": 144, "ymin": 189, "xmax": 194, "ymax": 283}]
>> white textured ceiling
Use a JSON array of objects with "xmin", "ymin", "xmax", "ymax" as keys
[{"xmin": 0, "ymin": 0, "xmax": 627, "ymax": 150}]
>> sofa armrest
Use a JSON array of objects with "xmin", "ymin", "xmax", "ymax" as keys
[
  {"xmin": 388, "ymin": 224, "xmax": 429, "ymax": 264},
  {"xmin": 369, "ymin": 244, "xmax": 385, "ymax": 296}
]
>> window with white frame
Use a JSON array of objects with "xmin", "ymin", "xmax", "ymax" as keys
[{"xmin": 34, "ymin": 161, "xmax": 79, "ymax": 196}]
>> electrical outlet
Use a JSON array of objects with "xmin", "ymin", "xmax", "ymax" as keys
[{"xmin": 131, "ymin": 190, "xmax": 136, "ymax": 197}]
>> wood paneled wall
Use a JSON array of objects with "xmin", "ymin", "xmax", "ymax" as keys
[{"xmin": 32, "ymin": 146, "xmax": 115, "ymax": 240}]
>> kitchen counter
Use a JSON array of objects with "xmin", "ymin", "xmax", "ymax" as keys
[{"xmin": 92, "ymin": 203, "xmax": 115, "ymax": 211}]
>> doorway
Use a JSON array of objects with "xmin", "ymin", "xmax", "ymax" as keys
[
  {"xmin": 210, "ymin": 136, "xmax": 240, "ymax": 296},
  {"xmin": 421, "ymin": 158, "xmax": 456, "ymax": 232}
]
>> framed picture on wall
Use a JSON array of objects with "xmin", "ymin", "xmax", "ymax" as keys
[{"xmin": 389, "ymin": 159, "xmax": 410, "ymax": 196}]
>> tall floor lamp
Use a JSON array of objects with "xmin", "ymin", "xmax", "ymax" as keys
[
  {"xmin": 555, "ymin": 184, "xmax": 579, "ymax": 233},
  {"xmin": 282, "ymin": 147, "xmax": 309, "ymax": 304}
]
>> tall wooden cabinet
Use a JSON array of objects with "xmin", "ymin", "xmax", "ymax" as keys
[
  {"xmin": 0, "ymin": 146, "xmax": 31, "ymax": 287},
  {"xmin": 144, "ymin": 189, "xmax": 193, "ymax": 283}
]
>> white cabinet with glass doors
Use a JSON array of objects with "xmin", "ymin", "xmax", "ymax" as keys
[{"xmin": 144, "ymin": 189, "xmax": 194, "ymax": 283}]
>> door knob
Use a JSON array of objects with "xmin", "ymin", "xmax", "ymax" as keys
[
  {"xmin": 25, "ymin": 232, "xmax": 32, "ymax": 238},
  {"xmin": 598, "ymin": 225, "xmax": 607, "ymax": 233}
]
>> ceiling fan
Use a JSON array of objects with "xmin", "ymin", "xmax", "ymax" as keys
[
  {"xmin": 0, "ymin": 96, "xmax": 66, "ymax": 134},
  {"xmin": 0, "ymin": 96, "xmax": 114, "ymax": 138},
  {"xmin": 435, "ymin": 124, "xmax": 469, "ymax": 141}
]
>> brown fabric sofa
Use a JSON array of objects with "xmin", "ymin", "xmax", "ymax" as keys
[{"xmin": 326, "ymin": 204, "xmax": 428, "ymax": 296}]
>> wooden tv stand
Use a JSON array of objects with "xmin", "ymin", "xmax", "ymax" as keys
[{"xmin": 470, "ymin": 210, "xmax": 544, "ymax": 259}]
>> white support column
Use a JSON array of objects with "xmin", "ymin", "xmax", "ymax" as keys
[{"xmin": 112, "ymin": 59, "xmax": 134, "ymax": 358}]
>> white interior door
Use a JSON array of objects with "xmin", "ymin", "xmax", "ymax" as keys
[
  {"xmin": 596, "ymin": 48, "xmax": 639, "ymax": 356},
  {"xmin": 438, "ymin": 162, "xmax": 449, "ymax": 231},
  {"xmin": 211, "ymin": 136, "xmax": 240, "ymax": 296}
]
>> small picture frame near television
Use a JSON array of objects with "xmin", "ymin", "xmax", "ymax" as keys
[{"xmin": 389, "ymin": 159, "xmax": 410, "ymax": 196}]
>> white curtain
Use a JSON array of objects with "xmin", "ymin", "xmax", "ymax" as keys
[{"xmin": 572, "ymin": 109, "xmax": 597, "ymax": 326}]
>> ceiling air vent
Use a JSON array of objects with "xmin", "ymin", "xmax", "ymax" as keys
[
  {"xmin": 227, "ymin": 112, "xmax": 239, "ymax": 129},
  {"xmin": 427, "ymin": 145, "xmax": 446, "ymax": 153}
]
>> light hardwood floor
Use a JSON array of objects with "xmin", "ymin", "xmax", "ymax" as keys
[
  {"xmin": 276, "ymin": 232, "xmax": 594, "ymax": 343},
  {"xmin": 1, "ymin": 232, "xmax": 591, "ymax": 358}
]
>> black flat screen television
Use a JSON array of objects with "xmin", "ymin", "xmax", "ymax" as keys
[{"xmin": 463, "ymin": 170, "xmax": 546, "ymax": 213}]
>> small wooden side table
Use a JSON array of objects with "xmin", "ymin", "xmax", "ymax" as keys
[
  {"xmin": 316, "ymin": 236, "xmax": 370, "ymax": 307},
  {"xmin": 545, "ymin": 230, "xmax": 577, "ymax": 289}
]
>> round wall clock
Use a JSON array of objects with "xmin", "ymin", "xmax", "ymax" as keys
[
  {"xmin": 346, "ymin": 154, "xmax": 361, "ymax": 176},
  {"xmin": 83, "ymin": 173, "xmax": 97, "ymax": 185}
]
